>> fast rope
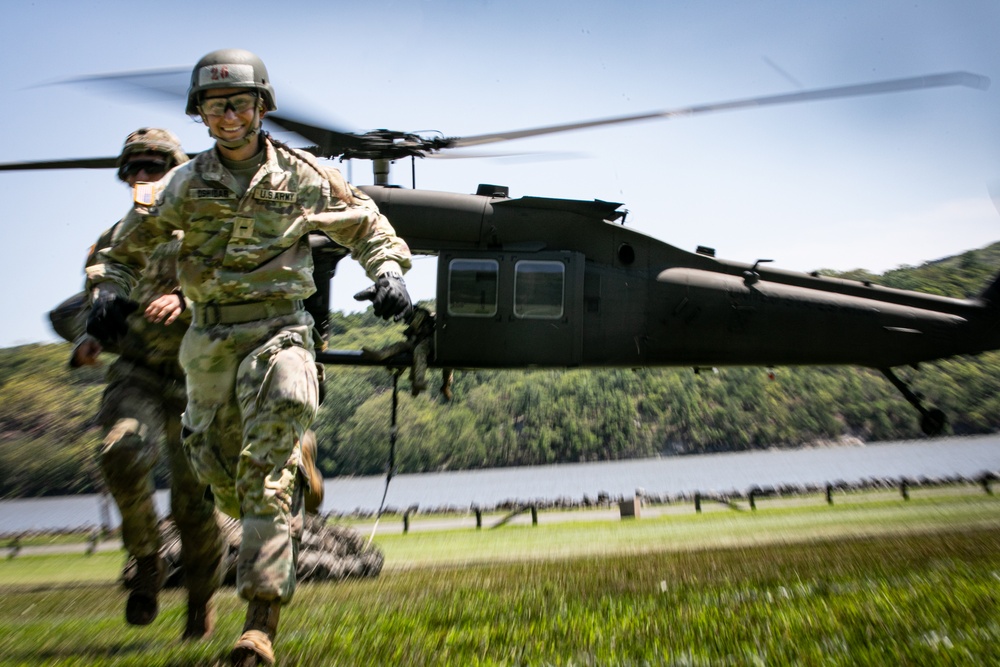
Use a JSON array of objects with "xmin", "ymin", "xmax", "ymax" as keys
[{"xmin": 367, "ymin": 368, "xmax": 402, "ymax": 547}]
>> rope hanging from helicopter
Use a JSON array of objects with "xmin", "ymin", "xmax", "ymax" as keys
[
  {"xmin": 366, "ymin": 367, "xmax": 402, "ymax": 548},
  {"xmin": 360, "ymin": 307, "xmax": 441, "ymax": 546}
]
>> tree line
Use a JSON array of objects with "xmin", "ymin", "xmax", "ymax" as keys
[{"xmin": 2, "ymin": 243, "xmax": 1000, "ymax": 498}]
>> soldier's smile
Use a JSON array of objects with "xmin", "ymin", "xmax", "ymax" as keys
[{"xmin": 202, "ymin": 87, "xmax": 258, "ymax": 142}]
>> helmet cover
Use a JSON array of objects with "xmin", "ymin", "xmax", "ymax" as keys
[
  {"xmin": 186, "ymin": 48, "xmax": 277, "ymax": 115},
  {"xmin": 116, "ymin": 127, "xmax": 187, "ymax": 181}
]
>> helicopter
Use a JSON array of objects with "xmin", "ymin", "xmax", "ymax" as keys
[{"xmin": 0, "ymin": 69, "xmax": 995, "ymax": 437}]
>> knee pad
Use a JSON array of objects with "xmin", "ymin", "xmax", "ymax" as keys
[{"xmin": 100, "ymin": 418, "xmax": 150, "ymax": 471}]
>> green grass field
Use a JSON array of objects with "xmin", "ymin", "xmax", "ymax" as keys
[{"xmin": 2, "ymin": 491, "xmax": 999, "ymax": 666}]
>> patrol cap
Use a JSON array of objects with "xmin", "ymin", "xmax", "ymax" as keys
[
  {"xmin": 186, "ymin": 48, "xmax": 277, "ymax": 115},
  {"xmin": 116, "ymin": 127, "xmax": 188, "ymax": 181}
]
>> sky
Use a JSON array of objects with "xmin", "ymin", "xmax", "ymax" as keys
[{"xmin": 0, "ymin": 0, "xmax": 998, "ymax": 348}]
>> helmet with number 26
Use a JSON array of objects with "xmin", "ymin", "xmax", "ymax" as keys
[{"xmin": 185, "ymin": 48, "xmax": 277, "ymax": 116}]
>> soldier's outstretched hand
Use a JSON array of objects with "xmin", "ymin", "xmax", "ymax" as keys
[{"xmin": 354, "ymin": 272, "xmax": 413, "ymax": 322}]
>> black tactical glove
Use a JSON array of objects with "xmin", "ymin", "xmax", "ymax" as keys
[
  {"xmin": 86, "ymin": 291, "xmax": 138, "ymax": 344},
  {"xmin": 353, "ymin": 272, "xmax": 413, "ymax": 322}
]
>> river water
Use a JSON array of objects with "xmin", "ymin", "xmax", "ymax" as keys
[{"xmin": 2, "ymin": 435, "xmax": 998, "ymax": 533}]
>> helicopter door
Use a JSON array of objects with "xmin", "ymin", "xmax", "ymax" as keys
[{"xmin": 435, "ymin": 251, "xmax": 584, "ymax": 367}]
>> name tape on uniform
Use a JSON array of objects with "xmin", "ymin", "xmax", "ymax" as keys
[
  {"xmin": 254, "ymin": 188, "xmax": 297, "ymax": 203},
  {"xmin": 190, "ymin": 188, "xmax": 237, "ymax": 200}
]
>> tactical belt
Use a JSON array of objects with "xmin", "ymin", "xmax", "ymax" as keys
[{"xmin": 192, "ymin": 299, "xmax": 304, "ymax": 327}]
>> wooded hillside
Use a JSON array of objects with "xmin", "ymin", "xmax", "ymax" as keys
[{"xmin": 3, "ymin": 243, "xmax": 1000, "ymax": 498}]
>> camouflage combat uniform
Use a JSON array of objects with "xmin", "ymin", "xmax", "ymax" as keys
[
  {"xmin": 88, "ymin": 139, "xmax": 411, "ymax": 603},
  {"xmin": 83, "ymin": 228, "xmax": 223, "ymax": 597}
]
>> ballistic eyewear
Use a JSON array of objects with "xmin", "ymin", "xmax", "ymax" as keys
[
  {"xmin": 119, "ymin": 159, "xmax": 169, "ymax": 178},
  {"xmin": 199, "ymin": 92, "xmax": 259, "ymax": 117}
]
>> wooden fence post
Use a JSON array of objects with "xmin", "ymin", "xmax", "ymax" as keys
[
  {"xmin": 6, "ymin": 536, "xmax": 21, "ymax": 560},
  {"xmin": 981, "ymin": 474, "xmax": 994, "ymax": 495},
  {"xmin": 85, "ymin": 529, "xmax": 99, "ymax": 556}
]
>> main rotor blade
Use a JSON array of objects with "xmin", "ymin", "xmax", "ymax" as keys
[
  {"xmin": 50, "ymin": 67, "xmax": 365, "ymax": 153},
  {"xmin": 426, "ymin": 150, "xmax": 587, "ymax": 161},
  {"xmin": 18, "ymin": 68, "xmax": 990, "ymax": 167},
  {"xmin": 989, "ymin": 181, "xmax": 1000, "ymax": 218},
  {"xmin": 451, "ymin": 71, "xmax": 991, "ymax": 148},
  {"xmin": 45, "ymin": 67, "xmax": 191, "ymax": 101},
  {"xmin": 0, "ymin": 156, "xmax": 119, "ymax": 171},
  {"xmin": 265, "ymin": 113, "xmax": 374, "ymax": 155},
  {"xmin": 0, "ymin": 152, "xmax": 202, "ymax": 172}
]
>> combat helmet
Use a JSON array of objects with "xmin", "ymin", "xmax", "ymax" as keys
[
  {"xmin": 186, "ymin": 48, "xmax": 277, "ymax": 115},
  {"xmin": 116, "ymin": 128, "xmax": 188, "ymax": 182}
]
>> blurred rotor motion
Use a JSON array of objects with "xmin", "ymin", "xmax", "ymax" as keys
[
  {"xmin": 0, "ymin": 69, "xmax": 989, "ymax": 177},
  {"xmin": 989, "ymin": 181, "xmax": 1000, "ymax": 218}
]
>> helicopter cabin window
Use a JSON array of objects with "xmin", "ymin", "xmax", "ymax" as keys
[
  {"xmin": 514, "ymin": 260, "xmax": 565, "ymax": 319},
  {"xmin": 447, "ymin": 258, "xmax": 499, "ymax": 317}
]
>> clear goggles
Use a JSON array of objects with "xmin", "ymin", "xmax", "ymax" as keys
[{"xmin": 199, "ymin": 91, "xmax": 259, "ymax": 117}]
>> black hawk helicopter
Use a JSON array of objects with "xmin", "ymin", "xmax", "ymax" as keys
[{"xmin": 1, "ymin": 69, "xmax": 995, "ymax": 437}]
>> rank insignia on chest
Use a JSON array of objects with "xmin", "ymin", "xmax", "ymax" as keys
[
  {"xmin": 133, "ymin": 182, "xmax": 157, "ymax": 207},
  {"xmin": 232, "ymin": 216, "xmax": 255, "ymax": 239}
]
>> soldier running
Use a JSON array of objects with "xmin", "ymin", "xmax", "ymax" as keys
[
  {"xmin": 61, "ymin": 128, "xmax": 222, "ymax": 638},
  {"xmin": 86, "ymin": 49, "xmax": 412, "ymax": 666}
]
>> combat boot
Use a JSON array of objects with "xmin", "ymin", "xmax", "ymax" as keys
[
  {"xmin": 125, "ymin": 553, "xmax": 166, "ymax": 626},
  {"xmin": 230, "ymin": 599, "xmax": 281, "ymax": 666},
  {"xmin": 182, "ymin": 592, "xmax": 214, "ymax": 640},
  {"xmin": 300, "ymin": 430, "xmax": 324, "ymax": 514}
]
